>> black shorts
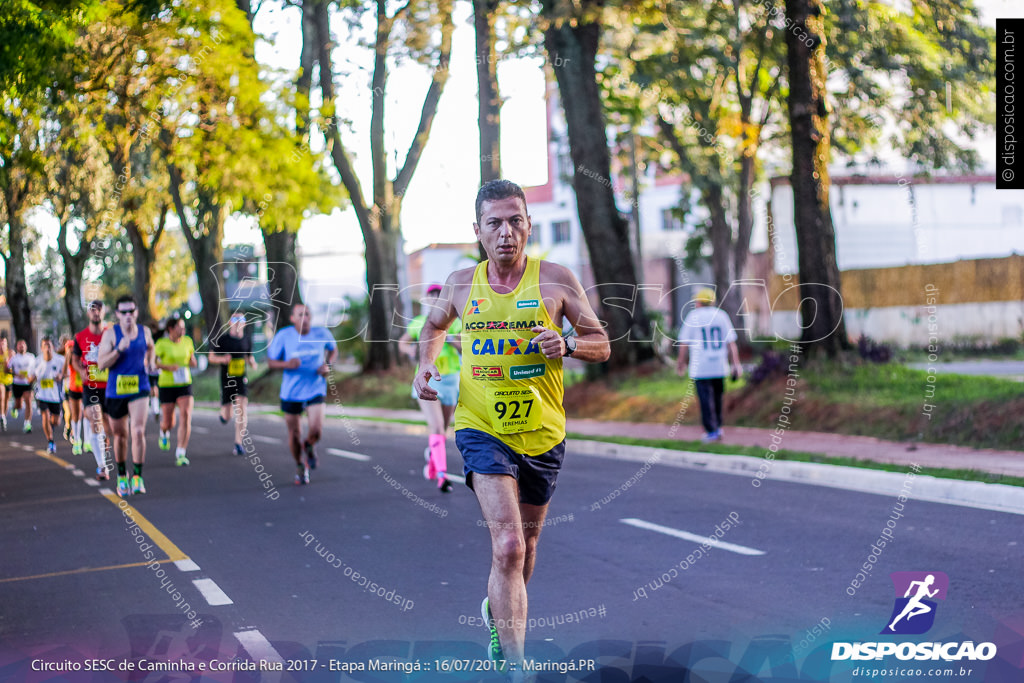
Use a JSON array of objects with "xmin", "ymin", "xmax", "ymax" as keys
[
  {"xmin": 149, "ymin": 374, "xmax": 159, "ymax": 389},
  {"xmin": 105, "ymin": 393, "xmax": 148, "ymax": 420},
  {"xmin": 280, "ymin": 395, "xmax": 325, "ymax": 415},
  {"xmin": 220, "ymin": 376, "xmax": 249, "ymax": 405},
  {"xmin": 37, "ymin": 400, "xmax": 62, "ymax": 415},
  {"xmin": 455, "ymin": 428, "xmax": 566, "ymax": 506},
  {"xmin": 68, "ymin": 389, "xmax": 83, "ymax": 400},
  {"xmin": 12, "ymin": 384, "xmax": 31, "ymax": 400},
  {"xmin": 159, "ymin": 385, "xmax": 193, "ymax": 404},
  {"xmin": 83, "ymin": 385, "xmax": 107, "ymax": 410}
]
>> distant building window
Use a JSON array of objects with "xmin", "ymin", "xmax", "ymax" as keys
[
  {"xmin": 662, "ymin": 208, "xmax": 683, "ymax": 231},
  {"xmin": 557, "ymin": 151, "xmax": 573, "ymax": 183},
  {"xmin": 1002, "ymin": 205, "xmax": 1023, "ymax": 227},
  {"xmin": 528, "ymin": 224, "xmax": 541, "ymax": 245},
  {"xmin": 552, "ymin": 220, "xmax": 571, "ymax": 244}
]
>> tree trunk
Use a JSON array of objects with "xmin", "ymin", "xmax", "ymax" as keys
[
  {"xmin": 542, "ymin": 10, "xmax": 653, "ymax": 369},
  {"xmin": 785, "ymin": 0, "xmax": 849, "ymax": 355},
  {"xmin": 474, "ymin": 0, "xmax": 501, "ymax": 262},
  {"xmin": 124, "ymin": 218, "xmax": 156, "ymax": 325},
  {"xmin": 61, "ymin": 253, "xmax": 88, "ymax": 332},
  {"xmin": 3, "ymin": 214, "xmax": 35, "ymax": 350},
  {"xmin": 262, "ymin": 228, "xmax": 302, "ymax": 331},
  {"xmin": 314, "ymin": 0, "xmax": 453, "ymax": 371}
]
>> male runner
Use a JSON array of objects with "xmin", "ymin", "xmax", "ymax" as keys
[
  {"xmin": 9, "ymin": 339, "xmax": 37, "ymax": 432},
  {"xmin": 154, "ymin": 313, "xmax": 197, "ymax": 466},
  {"xmin": 73, "ymin": 300, "xmax": 114, "ymax": 479},
  {"xmin": 34, "ymin": 336, "xmax": 65, "ymax": 453},
  {"xmin": 63, "ymin": 335, "xmax": 85, "ymax": 452},
  {"xmin": 209, "ymin": 312, "xmax": 257, "ymax": 456},
  {"xmin": 267, "ymin": 304, "xmax": 337, "ymax": 485},
  {"xmin": 675, "ymin": 288, "xmax": 742, "ymax": 442},
  {"xmin": 98, "ymin": 295, "xmax": 155, "ymax": 496},
  {"xmin": 413, "ymin": 180, "xmax": 610, "ymax": 673},
  {"xmin": 0, "ymin": 336, "xmax": 13, "ymax": 430}
]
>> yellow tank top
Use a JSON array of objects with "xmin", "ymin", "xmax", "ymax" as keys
[
  {"xmin": 0, "ymin": 352, "xmax": 10, "ymax": 384},
  {"xmin": 454, "ymin": 258, "xmax": 565, "ymax": 455}
]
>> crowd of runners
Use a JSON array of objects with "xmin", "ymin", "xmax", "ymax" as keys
[{"xmin": 2, "ymin": 180, "xmax": 745, "ymax": 681}]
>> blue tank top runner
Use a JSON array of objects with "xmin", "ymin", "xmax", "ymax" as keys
[{"xmin": 108, "ymin": 325, "xmax": 151, "ymax": 398}]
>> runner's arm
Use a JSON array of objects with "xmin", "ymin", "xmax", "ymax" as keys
[
  {"xmin": 145, "ymin": 328, "xmax": 156, "ymax": 375},
  {"xmin": 97, "ymin": 329, "xmax": 119, "ymax": 369},
  {"xmin": 413, "ymin": 278, "xmax": 460, "ymax": 400}
]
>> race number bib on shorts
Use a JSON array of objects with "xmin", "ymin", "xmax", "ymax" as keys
[
  {"xmin": 172, "ymin": 367, "xmax": 190, "ymax": 384},
  {"xmin": 88, "ymin": 365, "xmax": 109, "ymax": 382},
  {"xmin": 116, "ymin": 374, "xmax": 139, "ymax": 394},
  {"xmin": 40, "ymin": 379, "xmax": 55, "ymax": 390},
  {"xmin": 486, "ymin": 386, "xmax": 542, "ymax": 435},
  {"xmin": 228, "ymin": 358, "xmax": 246, "ymax": 376}
]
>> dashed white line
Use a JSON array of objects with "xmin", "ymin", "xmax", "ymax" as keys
[
  {"xmin": 620, "ymin": 518, "xmax": 766, "ymax": 556},
  {"xmin": 251, "ymin": 435, "xmax": 282, "ymax": 444},
  {"xmin": 326, "ymin": 448, "xmax": 371, "ymax": 462},
  {"xmin": 234, "ymin": 629, "xmax": 285, "ymax": 665},
  {"xmin": 98, "ymin": 487, "xmax": 114, "ymax": 496},
  {"xmin": 84, "ymin": 479, "xmax": 100, "ymax": 487},
  {"xmin": 446, "ymin": 473, "xmax": 466, "ymax": 484},
  {"xmin": 175, "ymin": 559, "xmax": 201, "ymax": 572},
  {"xmin": 72, "ymin": 469, "xmax": 85, "ymax": 477},
  {"xmin": 193, "ymin": 426, "xmax": 210, "ymax": 434},
  {"xmin": 192, "ymin": 578, "xmax": 234, "ymax": 605}
]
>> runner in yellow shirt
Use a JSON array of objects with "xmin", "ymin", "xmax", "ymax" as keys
[
  {"xmin": 154, "ymin": 312, "xmax": 197, "ymax": 466},
  {"xmin": 413, "ymin": 180, "xmax": 610, "ymax": 675},
  {"xmin": 0, "ymin": 336, "xmax": 13, "ymax": 431}
]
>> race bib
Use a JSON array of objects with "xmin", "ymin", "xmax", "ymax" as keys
[
  {"xmin": 172, "ymin": 367, "xmax": 190, "ymax": 384},
  {"xmin": 227, "ymin": 358, "xmax": 246, "ymax": 377},
  {"xmin": 16, "ymin": 370, "xmax": 28, "ymax": 380},
  {"xmin": 486, "ymin": 386, "xmax": 542, "ymax": 435},
  {"xmin": 88, "ymin": 365, "xmax": 109, "ymax": 382},
  {"xmin": 40, "ymin": 379, "xmax": 55, "ymax": 390},
  {"xmin": 116, "ymin": 374, "xmax": 139, "ymax": 394}
]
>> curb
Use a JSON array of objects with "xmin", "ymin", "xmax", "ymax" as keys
[{"xmin": 569, "ymin": 439, "xmax": 1024, "ymax": 516}]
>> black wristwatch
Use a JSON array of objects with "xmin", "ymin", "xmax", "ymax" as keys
[{"xmin": 563, "ymin": 335, "xmax": 577, "ymax": 357}]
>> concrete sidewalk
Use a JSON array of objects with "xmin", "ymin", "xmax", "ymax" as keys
[{"xmin": 201, "ymin": 402, "xmax": 1023, "ymax": 478}]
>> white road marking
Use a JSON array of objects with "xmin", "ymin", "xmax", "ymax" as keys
[
  {"xmin": 175, "ymin": 559, "xmax": 201, "ymax": 572},
  {"xmin": 72, "ymin": 469, "xmax": 85, "ymax": 477},
  {"xmin": 84, "ymin": 479, "xmax": 100, "ymax": 487},
  {"xmin": 234, "ymin": 629, "xmax": 285, "ymax": 665},
  {"xmin": 193, "ymin": 426, "xmax": 210, "ymax": 434},
  {"xmin": 251, "ymin": 435, "xmax": 282, "ymax": 444},
  {"xmin": 446, "ymin": 473, "xmax": 466, "ymax": 484},
  {"xmin": 98, "ymin": 488, "xmax": 113, "ymax": 496},
  {"xmin": 620, "ymin": 518, "xmax": 765, "ymax": 556},
  {"xmin": 327, "ymin": 448, "xmax": 371, "ymax": 462},
  {"xmin": 193, "ymin": 578, "xmax": 234, "ymax": 605}
]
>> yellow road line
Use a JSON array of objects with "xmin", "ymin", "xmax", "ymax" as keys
[
  {"xmin": 37, "ymin": 451, "xmax": 74, "ymax": 468},
  {"xmin": 0, "ymin": 559, "xmax": 177, "ymax": 584},
  {"xmin": 100, "ymin": 492, "xmax": 189, "ymax": 562}
]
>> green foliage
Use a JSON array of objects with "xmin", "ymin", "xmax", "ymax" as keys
[{"xmin": 332, "ymin": 295, "xmax": 370, "ymax": 366}]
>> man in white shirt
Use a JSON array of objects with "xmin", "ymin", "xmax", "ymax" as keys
[
  {"xmin": 676, "ymin": 288, "xmax": 743, "ymax": 442},
  {"xmin": 9, "ymin": 339, "xmax": 37, "ymax": 433}
]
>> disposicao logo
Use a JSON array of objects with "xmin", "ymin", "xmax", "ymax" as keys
[
  {"xmin": 882, "ymin": 571, "xmax": 947, "ymax": 635},
  {"xmin": 832, "ymin": 571, "xmax": 997, "ymax": 663}
]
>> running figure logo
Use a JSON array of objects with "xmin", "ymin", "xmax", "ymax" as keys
[{"xmin": 882, "ymin": 571, "xmax": 949, "ymax": 635}]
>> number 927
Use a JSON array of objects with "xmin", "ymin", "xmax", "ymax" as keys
[{"xmin": 493, "ymin": 399, "xmax": 533, "ymax": 420}]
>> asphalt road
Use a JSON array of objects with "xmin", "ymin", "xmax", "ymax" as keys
[{"xmin": 1, "ymin": 408, "xmax": 1021, "ymax": 683}]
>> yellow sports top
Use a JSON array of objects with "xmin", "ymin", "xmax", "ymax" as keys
[{"xmin": 454, "ymin": 258, "xmax": 565, "ymax": 455}]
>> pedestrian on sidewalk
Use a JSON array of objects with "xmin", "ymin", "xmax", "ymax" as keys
[
  {"xmin": 399, "ymin": 283, "xmax": 462, "ymax": 493},
  {"xmin": 676, "ymin": 288, "xmax": 742, "ymax": 443}
]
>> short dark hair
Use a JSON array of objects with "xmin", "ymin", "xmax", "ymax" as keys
[
  {"xmin": 115, "ymin": 294, "xmax": 136, "ymax": 308},
  {"xmin": 475, "ymin": 179, "xmax": 528, "ymax": 224}
]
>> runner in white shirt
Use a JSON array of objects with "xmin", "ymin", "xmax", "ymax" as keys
[
  {"xmin": 676, "ymin": 288, "xmax": 743, "ymax": 442},
  {"xmin": 34, "ymin": 336, "xmax": 65, "ymax": 453},
  {"xmin": 8, "ymin": 339, "xmax": 37, "ymax": 433}
]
